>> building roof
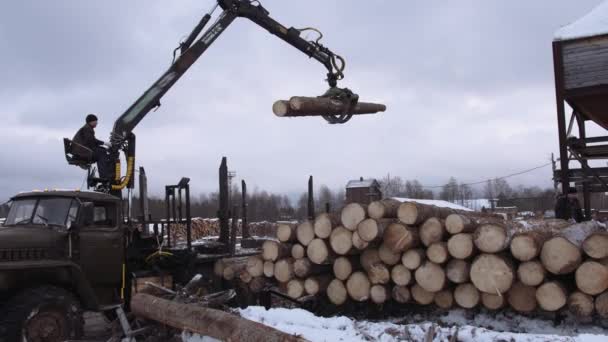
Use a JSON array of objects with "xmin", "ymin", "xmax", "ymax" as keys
[
  {"xmin": 346, "ymin": 178, "xmax": 380, "ymax": 189},
  {"xmin": 392, "ymin": 197, "xmax": 473, "ymax": 212},
  {"xmin": 555, "ymin": 0, "xmax": 608, "ymax": 41}
]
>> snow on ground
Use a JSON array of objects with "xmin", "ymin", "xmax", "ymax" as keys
[
  {"xmin": 555, "ymin": 0, "xmax": 608, "ymax": 40},
  {"xmin": 392, "ymin": 198, "xmax": 473, "ymax": 212},
  {"xmin": 199, "ymin": 307, "xmax": 608, "ymax": 342}
]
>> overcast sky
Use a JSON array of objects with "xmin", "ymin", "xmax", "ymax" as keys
[{"xmin": 0, "ymin": 0, "xmax": 605, "ymax": 201}]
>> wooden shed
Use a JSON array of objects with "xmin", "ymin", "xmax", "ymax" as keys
[
  {"xmin": 553, "ymin": 1, "xmax": 608, "ymax": 219},
  {"xmin": 345, "ymin": 177, "xmax": 382, "ymax": 205}
]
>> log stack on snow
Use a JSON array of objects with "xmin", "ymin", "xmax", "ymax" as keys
[{"xmin": 214, "ymin": 199, "xmax": 608, "ymax": 320}]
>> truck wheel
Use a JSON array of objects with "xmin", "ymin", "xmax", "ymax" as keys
[{"xmin": 0, "ymin": 286, "xmax": 84, "ymax": 342}]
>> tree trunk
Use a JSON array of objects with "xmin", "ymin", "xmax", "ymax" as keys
[
  {"xmin": 575, "ymin": 261, "xmax": 608, "ymax": 295},
  {"xmin": 314, "ymin": 213, "xmax": 340, "ymax": 239},
  {"xmin": 274, "ymin": 96, "xmax": 387, "ymax": 117},
  {"xmin": 426, "ymin": 242, "xmax": 449, "ymax": 264},
  {"xmin": 370, "ymin": 285, "xmax": 390, "ymax": 304},
  {"xmin": 249, "ymin": 277, "xmax": 267, "ymax": 293},
  {"xmin": 517, "ymin": 260, "xmax": 546, "ymax": 287},
  {"xmin": 411, "ymin": 284, "xmax": 435, "ymax": 305},
  {"xmin": 473, "ymin": 223, "xmax": 510, "ymax": 253},
  {"xmin": 401, "ymin": 249, "xmax": 425, "ymax": 270},
  {"xmin": 296, "ymin": 221, "xmax": 315, "ymax": 246},
  {"xmin": 398, "ymin": 202, "xmax": 446, "ymax": 225},
  {"xmin": 276, "ymin": 223, "xmax": 297, "ymax": 243},
  {"xmin": 392, "ymin": 286, "xmax": 411, "ymax": 304},
  {"xmin": 470, "ymin": 254, "xmax": 514, "ymax": 294},
  {"xmin": 391, "ymin": 264, "xmax": 412, "ymax": 286},
  {"xmin": 327, "ymin": 279, "xmax": 348, "ymax": 305},
  {"xmin": 446, "ymin": 214, "xmax": 477, "ymax": 234},
  {"xmin": 333, "ymin": 256, "xmax": 360, "ymax": 281},
  {"xmin": 294, "ymin": 258, "xmax": 332, "ymax": 278},
  {"xmin": 541, "ymin": 236, "xmax": 582, "ymax": 275},
  {"xmin": 263, "ymin": 261, "xmax": 274, "ymax": 278},
  {"xmin": 415, "ymin": 261, "xmax": 446, "ymax": 292},
  {"xmin": 341, "ymin": 203, "xmax": 368, "ymax": 231},
  {"xmin": 367, "ymin": 262, "xmax": 391, "ymax": 285},
  {"xmin": 274, "ymin": 258, "xmax": 295, "ymax": 283},
  {"xmin": 262, "ymin": 241, "xmax": 292, "ymax": 262},
  {"xmin": 510, "ymin": 231, "xmax": 551, "ymax": 262},
  {"xmin": 383, "ymin": 223, "xmax": 420, "ymax": 253},
  {"xmin": 246, "ymin": 255, "xmax": 264, "ymax": 278},
  {"xmin": 360, "ymin": 249, "xmax": 381, "ymax": 271},
  {"xmin": 596, "ymin": 291, "xmax": 608, "ymax": 318},
  {"xmin": 536, "ymin": 281, "xmax": 567, "ymax": 311},
  {"xmin": 454, "ymin": 283, "xmax": 480, "ymax": 309},
  {"xmin": 368, "ymin": 199, "xmax": 401, "ymax": 219},
  {"xmin": 357, "ymin": 218, "xmax": 392, "ymax": 243},
  {"xmin": 447, "ymin": 233, "xmax": 475, "ymax": 260},
  {"xmin": 131, "ymin": 293, "xmax": 305, "ymax": 342},
  {"xmin": 583, "ymin": 232, "xmax": 608, "ymax": 259},
  {"xmin": 291, "ymin": 244, "xmax": 306, "ymax": 259},
  {"xmin": 352, "ymin": 231, "xmax": 371, "ymax": 250},
  {"xmin": 346, "ymin": 271, "xmax": 371, "ymax": 302},
  {"xmin": 446, "ymin": 259, "xmax": 470, "ymax": 284},
  {"xmin": 329, "ymin": 226, "xmax": 354, "ymax": 255},
  {"xmin": 287, "ymin": 279, "xmax": 305, "ymax": 299},
  {"xmin": 481, "ymin": 292, "xmax": 506, "ymax": 310},
  {"xmin": 420, "ymin": 217, "xmax": 445, "ymax": 247},
  {"xmin": 568, "ymin": 291, "xmax": 595, "ymax": 318},
  {"xmin": 307, "ymin": 238, "xmax": 334, "ymax": 264},
  {"xmin": 378, "ymin": 243, "xmax": 402, "ymax": 265},
  {"xmin": 434, "ymin": 289, "xmax": 454, "ymax": 309},
  {"xmin": 304, "ymin": 275, "xmax": 332, "ymax": 296},
  {"xmin": 507, "ymin": 282, "xmax": 537, "ymax": 313}
]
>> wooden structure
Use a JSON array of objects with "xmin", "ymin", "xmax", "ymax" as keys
[
  {"xmin": 553, "ymin": 3, "xmax": 608, "ymax": 219},
  {"xmin": 345, "ymin": 177, "xmax": 382, "ymax": 205}
]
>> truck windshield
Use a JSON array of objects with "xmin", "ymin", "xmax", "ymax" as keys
[{"xmin": 4, "ymin": 197, "xmax": 78, "ymax": 228}]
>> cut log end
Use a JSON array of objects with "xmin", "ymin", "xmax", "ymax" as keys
[
  {"xmin": 327, "ymin": 279, "xmax": 348, "ymax": 306},
  {"xmin": 341, "ymin": 203, "xmax": 367, "ymax": 231},
  {"xmin": 575, "ymin": 261, "xmax": 608, "ymax": 295},
  {"xmin": 455, "ymin": 283, "xmax": 480, "ymax": 309},
  {"xmin": 536, "ymin": 281, "xmax": 567, "ymax": 312},
  {"xmin": 470, "ymin": 254, "xmax": 514, "ymax": 294},
  {"xmin": 415, "ymin": 261, "xmax": 446, "ymax": 292},
  {"xmin": 541, "ymin": 236, "xmax": 582, "ymax": 275}
]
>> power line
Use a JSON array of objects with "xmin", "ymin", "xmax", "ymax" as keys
[{"xmin": 421, "ymin": 162, "xmax": 553, "ymax": 189}]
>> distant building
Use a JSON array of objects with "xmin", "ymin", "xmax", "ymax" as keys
[{"xmin": 346, "ymin": 177, "xmax": 382, "ymax": 204}]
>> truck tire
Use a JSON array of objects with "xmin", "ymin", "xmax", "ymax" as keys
[{"xmin": 0, "ymin": 286, "xmax": 84, "ymax": 342}]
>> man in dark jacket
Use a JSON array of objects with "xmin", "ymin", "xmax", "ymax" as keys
[{"xmin": 73, "ymin": 114, "xmax": 112, "ymax": 180}]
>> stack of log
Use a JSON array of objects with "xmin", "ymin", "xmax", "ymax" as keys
[
  {"xmin": 169, "ymin": 219, "xmax": 279, "ymax": 243},
  {"xmin": 216, "ymin": 199, "xmax": 608, "ymax": 320}
]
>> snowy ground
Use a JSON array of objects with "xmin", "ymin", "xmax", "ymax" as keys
[{"xmin": 185, "ymin": 306, "xmax": 608, "ymax": 342}]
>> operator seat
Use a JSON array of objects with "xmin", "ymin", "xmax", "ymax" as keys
[{"xmin": 63, "ymin": 138, "xmax": 94, "ymax": 170}]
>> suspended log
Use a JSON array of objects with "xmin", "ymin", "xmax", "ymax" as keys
[
  {"xmin": 426, "ymin": 242, "xmax": 449, "ymax": 264},
  {"xmin": 481, "ymin": 292, "xmax": 506, "ymax": 310},
  {"xmin": 367, "ymin": 263, "xmax": 390, "ymax": 285},
  {"xmin": 398, "ymin": 202, "xmax": 446, "ymax": 225},
  {"xmin": 249, "ymin": 277, "xmax": 268, "ymax": 293},
  {"xmin": 378, "ymin": 243, "xmax": 401, "ymax": 265},
  {"xmin": 263, "ymin": 261, "xmax": 274, "ymax": 278},
  {"xmin": 541, "ymin": 236, "xmax": 582, "ymax": 275},
  {"xmin": 575, "ymin": 261, "xmax": 608, "ymax": 295},
  {"xmin": 287, "ymin": 279, "xmax": 305, "ymax": 299},
  {"xmin": 272, "ymin": 97, "xmax": 387, "ymax": 117},
  {"xmin": 314, "ymin": 213, "xmax": 340, "ymax": 239},
  {"xmin": 333, "ymin": 256, "xmax": 360, "ymax": 281},
  {"xmin": 536, "ymin": 281, "xmax": 567, "ymax": 312},
  {"xmin": 346, "ymin": 271, "xmax": 371, "ymax": 302},
  {"xmin": 434, "ymin": 289, "xmax": 454, "ymax": 309},
  {"xmin": 131, "ymin": 293, "xmax": 305, "ymax": 342},
  {"xmin": 454, "ymin": 283, "xmax": 480, "ymax": 309},
  {"xmin": 447, "ymin": 233, "xmax": 475, "ymax": 260},
  {"xmin": 510, "ymin": 231, "xmax": 551, "ymax": 262},
  {"xmin": 307, "ymin": 238, "xmax": 334, "ymax": 264},
  {"xmin": 296, "ymin": 221, "xmax": 315, "ymax": 246},
  {"xmin": 446, "ymin": 214, "xmax": 477, "ymax": 234},
  {"xmin": 368, "ymin": 199, "xmax": 401, "ymax": 219},
  {"xmin": 329, "ymin": 226, "xmax": 354, "ymax": 255},
  {"xmin": 357, "ymin": 218, "xmax": 391, "ymax": 243},
  {"xmin": 402, "ymin": 249, "xmax": 425, "ymax": 270},
  {"xmin": 507, "ymin": 282, "xmax": 537, "ymax": 313},
  {"xmin": 291, "ymin": 244, "xmax": 306, "ymax": 259},
  {"xmin": 473, "ymin": 223, "xmax": 510, "ymax": 253},
  {"xmin": 583, "ymin": 232, "xmax": 608, "ymax": 259},
  {"xmin": 246, "ymin": 255, "xmax": 264, "ymax": 278},
  {"xmin": 470, "ymin": 254, "xmax": 514, "ymax": 294},
  {"xmin": 341, "ymin": 203, "xmax": 368, "ymax": 231},
  {"xmin": 327, "ymin": 279, "xmax": 348, "ymax": 305},
  {"xmin": 360, "ymin": 249, "xmax": 381, "ymax": 271},
  {"xmin": 383, "ymin": 222, "xmax": 420, "ymax": 253},
  {"xmin": 415, "ymin": 261, "xmax": 446, "ymax": 292},
  {"xmin": 446, "ymin": 259, "xmax": 470, "ymax": 284},
  {"xmin": 262, "ymin": 241, "xmax": 292, "ymax": 262},
  {"xmin": 352, "ymin": 231, "xmax": 371, "ymax": 250},
  {"xmin": 276, "ymin": 223, "xmax": 297, "ymax": 243},
  {"xmin": 304, "ymin": 275, "xmax": 332, "ymax": 296},
  {"xmin": 370, "ymin": 285, "xmax": 390, "ymax": 304},
  {"xmin": 517, "ymin": 260, "xmax": 546, "ymax": 287},
  {"xmin": 411, "ymin": 284, "xmax": 435, "ymax": 305},
  {"xmin": 293, "ymin": 258, "xmax": 331, "ymax": 278},
  {"xmin": 568, "ymin": 291, "xmax": 595, "ymax": 318},
  {"xmin": 392, "ymin": 285, "xmax": 411, "ymax": 304},
  {"xmin": 596, "ymin": 291, "xmax": 608, "ymax": 318},
  {"xmin": 391, "ymin": 264, "xmax": 412, "ymax": 286},
  {"xmin": 420, "ymin": 217, "xmax": 445, "ymax": 247},
  {"xmin": 274, "ymin": 258, "xmax": 295, "ymax": 283}
]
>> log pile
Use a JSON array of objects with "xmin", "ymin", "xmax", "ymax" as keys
[{"xmin": 215, "ymin": 200, "xmax": 608, "ymax": 320}]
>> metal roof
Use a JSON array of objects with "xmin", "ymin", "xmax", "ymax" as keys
[
  {"xmin": 346, "ymin": 178, "xmax": 380, "ymax": 189},
  {"xmin": 12, "ymin": 190, "xmax": 119, "ymax": 202}
]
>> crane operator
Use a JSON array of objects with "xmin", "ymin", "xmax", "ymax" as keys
[{"xmin": 72, "ymin": 114, "xmax": 112, "ymax": 180}]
